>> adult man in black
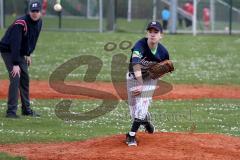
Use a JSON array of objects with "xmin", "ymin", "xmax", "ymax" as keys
[{"xmin": 0, "ymin": 1, "xmax": 42, "ymax": 118}]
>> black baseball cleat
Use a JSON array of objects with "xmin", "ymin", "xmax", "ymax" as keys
[
  {"xmin": 125, "ymin": 133, "xmax": 137, "ymax": 146},
  {"xmin": 22, "ymin": 110, "xmax": 40, "ymax": 117},
  {"xmin": 144, "ymin": 121, "xmax": 155, "ymax": 134},
  {"xmin": 143, "ymin": 112, "xmax": 155, "ymax": 134}
]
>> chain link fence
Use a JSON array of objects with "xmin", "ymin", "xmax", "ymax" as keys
[{"xmin": 0, "ymin": 0, "xmax": 239, "ymax": 34}]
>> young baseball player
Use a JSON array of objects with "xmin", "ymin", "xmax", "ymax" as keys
[
  {"xmin": 126, "ymin": 21, "xmax": 170, "ymax": 146},
  {"xmin": 0, "ymin": 1, "xmax": 42, "ymax": 118}
]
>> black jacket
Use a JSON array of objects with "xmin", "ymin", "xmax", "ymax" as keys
[{"xmin": 0, "ymin": 14, "xmax": 42, "ymax": 65}]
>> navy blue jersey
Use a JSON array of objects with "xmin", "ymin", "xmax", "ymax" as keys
[
  {"xmin": 0, "ymin": 14, "xmax": 42, "ymax": 65},
  {"xmin": 129, "ymin": 37, "xmax": 169, "ymax": 76}
]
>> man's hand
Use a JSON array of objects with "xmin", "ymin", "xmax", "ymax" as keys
[
  {"xmin": 11, "ymin": 65, "xmax": 21, "ymax": 77},
  {"xmin": 25, "ymin": 56, "xmax": 32, "ymax": 66}
]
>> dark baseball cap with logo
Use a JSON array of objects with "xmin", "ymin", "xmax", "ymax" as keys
[
  {"xmin": 146, "ymin": 21, "xmax": 163, "ymax": 33},
  {"xmin": 29, "ymin": 1, "xmax": 42, "ymax": 12}
]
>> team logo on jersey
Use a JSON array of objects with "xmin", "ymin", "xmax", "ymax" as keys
[{"xmin": 140, "ymin": 57, "xmax": 156, "ymax": 69}]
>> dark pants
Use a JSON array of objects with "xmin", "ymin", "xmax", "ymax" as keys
[
  {"xmin": 1, "ymin": 52, "xmax": 31, "ymax": 115},
  {"xmin": 162, "ymin": 20, "xmax": 168, "ymax": 30},
  {"xmin": 185, "ymin": 18, "xmax": 192, "ymax": 27}
]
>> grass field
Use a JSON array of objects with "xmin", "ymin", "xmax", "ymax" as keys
[
  {"xmin": 0, "ymin": 31, "xmax": 240, "ymax": 84},
  {"xmin": 4, "ymin": 15, "xmax": 240, "ymax": 32},
  {"xmin": 0, "ymin": 29, "xmax": 240, "ymax": 159},
  {"xmin": 0, "ymin": 152, "xmax": 25, "ymax": 160},
  {"xmin": 0, "ymin": 99, "xmax": 239, "ymax": 144}
]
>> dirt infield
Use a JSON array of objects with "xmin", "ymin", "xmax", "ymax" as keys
[
  {"xmin": 0, "ymin": 132, "xmax": 240, "ymax": 160},
  {"xmin": 1, "ymin": 80, "xmax": 240, "ymax": 159},
  {"xmin": 1, "ymin": 80, "xmax": 240, "ymax": 100}
]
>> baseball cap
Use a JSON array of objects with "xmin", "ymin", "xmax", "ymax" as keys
[
  {"xmin": 146, "ymin": 21, "xmax": 163, "ymax": 33},
  {"xmin": 29, "ymin": 1, "xmax": 42, "ymax": 12}
]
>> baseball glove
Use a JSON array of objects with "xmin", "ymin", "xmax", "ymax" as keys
[{"xmin": 148, "ymin": 60, "xmax": 174, "ymax": 79}]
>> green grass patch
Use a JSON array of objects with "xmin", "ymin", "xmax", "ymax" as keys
[
  {"xmin": 4, "ymin": 15, "xmax": 240, "ymax": 32},
  {"xmin": 4, "ymin": 15, "xmax": 101, "ymax": 31},
  {"xmin": 0, "ymin": 152, "xmax": 25, "ymax": 160},
  {"xmin": 0, "ymin": 31, "xmax": 239, "ymax": 84},
  {"xmin": 0, "ymin": 99, "xmax": 239, "ymax": 144}
]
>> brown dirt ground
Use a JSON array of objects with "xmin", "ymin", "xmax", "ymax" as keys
[
  {"xmin": 1, "ymin": 80, "xmax": 240, "ymax": 100},
  {"xmin": 1, "ymin": 80, "xmax": 240, "ymax": 160},
  {"xmin": 0, "ymin": 132, "xmax": 240, "ymax": 160}
]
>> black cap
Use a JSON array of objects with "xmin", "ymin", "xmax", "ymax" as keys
[
  {"xmin": 146, "ymin": 21, "xmax": 163, "ymax": 33},
  {"xmin": 29, "ymin": 1, "xmax": 41, "ymax": 12}
]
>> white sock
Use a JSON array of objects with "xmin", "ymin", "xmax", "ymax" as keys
[{"xmin": 129, "ymin": 131, "xmax": 136, "ymax": 136}]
